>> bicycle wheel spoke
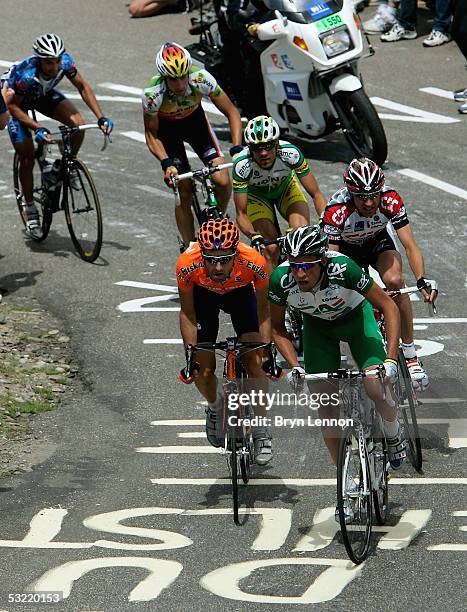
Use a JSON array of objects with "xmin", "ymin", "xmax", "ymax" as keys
[{"xmin": 64, "ymin": 159, "xmax": 103, "ymax": 262}]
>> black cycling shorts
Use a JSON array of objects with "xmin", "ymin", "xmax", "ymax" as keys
[
  {"xmin": 339, "ymin": 229, "xmax": 397, "ymax": 271},
  {"xmin": 158, "ymin": 105, "xmax": 223, "ymax": 173},
  {"xmin": 194, "ymin": 283, "xmax": 259, "ymax": 343}
]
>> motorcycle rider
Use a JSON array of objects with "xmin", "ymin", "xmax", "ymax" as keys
[{"xmin": 216, "ymin": 0, "xmax": 273, "ymax": 117}]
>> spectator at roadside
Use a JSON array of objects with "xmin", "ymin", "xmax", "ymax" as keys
[
  {"xmin": 381, "ymin": 0, "xmax": 452, "ymax": 46},
  {"xmin": 451, "ymin": 0, "xmax": 467, "ymax": 113},
  {"xmin": 128, "ymin": 0, "xmax": 183, "ymax": 17},
  {"xmin": 363, "ymin": 1, "xmax": 398, "ymax": 34}
]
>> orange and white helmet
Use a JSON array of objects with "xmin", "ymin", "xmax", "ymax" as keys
[
  {"xmin": 155, "ymin": 42, "xmax": 192, "ymax": 78},
  {"xmin": 198, "ymin": 219, "xmax": 240, "ymax": 252}
]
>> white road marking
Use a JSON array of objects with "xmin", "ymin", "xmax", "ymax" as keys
[
  {"xmin": 427, "ymin": 544, "xmax": 467, "ymax": 551},
  {"xmin": 30, "ymin": 557, "xmax": 182, "ymax": 602},
  {"xmin": 371, "ymin": 96, "xmax": 460, "ymax": 123},
  {"xmin": 138, "ymin": 445, "xmax": 219, "ymax": 453},
  {"xmin": 418, "ymin": 418, "xmax": 467, "ymax": 449},
  {"xmin": 99, "ymin": 82, "xmax": 142, "ymax": 96},
  {"xmin": 121, "ymin": 130, "xmax": 145, "ymax": 143},
  {"xmin": 116, "ymin": 280, "xmax": 178, "ymax": 292},
  {"xmin": 151, "ymin": 419, "xmax": 205, "ymax": 426},
  {"xmin": 0, "ymin": 59, "xmax": 12, "ymax": 67},
  {"xmin": 200, "ymin": 558, "xmax": 364, "ymax": 604},
  {"xmin": 293, "ymin": 508, "xmax": 431, "ymax": 551},
  {"xmin": 143, "ymin": 338, "xmax": 182, "ymax": 343},
  {"xmin": 397, "ymin": 169, "xmax": 467, "ymax": 200},
  {"xmin": 419, "ymin": 398, "xmax": 466, "ymax": 403},
  {"xmin": 419, "ymin": 87, "xmax": 454, "ymax": 101},
  {"xmin": 150, "ymin": 477, "xmax": 467, "ymax": 486},
  {"xmin": 413, "ymin": 318, "xmax": 467, "ymax": 324},
  {"xmin": 135, "ymin": 184, "xmax": 171, "ymax": 200},
  {"xmin": 121, "ymin": 131, "xmax": 198, "ymax": 158},
  {"xmin": 65, "ymin": 92, "xmax": 140, "ymax": 103},
  {"xmin": 177, "ymin": 432, "xmax": 206, "ymax": 438}
]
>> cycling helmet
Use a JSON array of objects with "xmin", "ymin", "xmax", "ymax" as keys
[
  {"xmin": 283, "ymin": 225, "xmax": 328, "ymax": 258},
  {"xmin": 343, "ymin": 157, "xmax": 385, "ymax": 196},
  {"xmin": 155, "ymin": 42, "xmax": 192, "ymax": 78},
  {"xmin": 244, "ymin": 115, "xmax": 280, "ymax": 145},
  {"xmin": 198, "ymin": 219, "xmax": 240, "ymax": 251},
  {"xmin": 33, "ymin": 33, "xmax": 65, "ymax": 58}
]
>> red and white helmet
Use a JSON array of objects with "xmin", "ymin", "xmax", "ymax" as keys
[{"xmin": 343, "ymin": 157, "xmax": 385, "ymax": 197}]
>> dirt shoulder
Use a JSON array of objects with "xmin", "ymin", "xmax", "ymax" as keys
[{"xmin": 0, "ymin": 295, "xmax": 79, "ymax": 479}]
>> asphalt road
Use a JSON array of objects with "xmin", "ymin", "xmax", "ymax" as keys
[{"xmin": 0, "ymin": 1, "xmax": 466, "ymax": 610}]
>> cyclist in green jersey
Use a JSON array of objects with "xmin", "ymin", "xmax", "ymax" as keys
[
  {"xmin": 268, "ymin": 225, "xmax": 406, "ymax": 519},
  {"xmin": 232, "ymin": 115, "xmax": 326, "ymax": 270}
]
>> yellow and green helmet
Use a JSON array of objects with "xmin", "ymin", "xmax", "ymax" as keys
[{"xmin": 244, "ymin": 115, "xmax": 280, "ymax": 145}]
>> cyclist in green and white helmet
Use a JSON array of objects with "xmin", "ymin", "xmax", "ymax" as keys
[{"xmin": 232, "ymin": 115, "xmax": 326, "ymax": 271}]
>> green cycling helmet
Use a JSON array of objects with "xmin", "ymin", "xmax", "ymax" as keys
[
  {"xmin": 284, "ymin": 225, "xmax": 328, "ymax": 258},
  {"xmin": 244, "ymin": 115, "xmax": 280, "ymax": 145}
]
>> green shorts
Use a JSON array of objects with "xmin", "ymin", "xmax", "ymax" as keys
[{"xmin": 302, "ymin": 301, "xmax": 386, "ymax": 373}]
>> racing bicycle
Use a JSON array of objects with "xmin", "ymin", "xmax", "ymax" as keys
[
  {"xmin": 181, "ymin": 339, "xmax": 281, "ymax": 525},
  {"xmin": 302, "ymin": 367, "xmax": 389, "ymax": 564},
  {"xmin": 13, "ymin": 122, "xmax": 109, "ymax": 262},
  {"xmin": 374, "ymin": 286, "xmax": 437, "ymax": 472},
  {"xmin": 171, "ymin": 162, "xmax": 233, "ymax": 252}
]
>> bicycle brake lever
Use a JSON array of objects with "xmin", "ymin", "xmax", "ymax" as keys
[{"xmin": 101, "ymin": 134, "xmax": 111, "ymax": 152}]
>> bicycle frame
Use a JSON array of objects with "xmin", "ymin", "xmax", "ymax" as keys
[{"xmin": 172, "ymin": 162, "xmax": 233, "ymax": 223}]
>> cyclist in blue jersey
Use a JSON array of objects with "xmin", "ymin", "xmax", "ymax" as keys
[{"xmin": 2, "ymin": 33, "xmax": 113, "ymax": 239}]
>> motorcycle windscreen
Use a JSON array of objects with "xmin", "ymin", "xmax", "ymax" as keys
[{"xmin": 263, "ymin": 0, "xmax": 344, "ymax": 23}]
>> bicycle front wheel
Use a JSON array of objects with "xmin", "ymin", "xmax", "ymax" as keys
[
  {"xmin": 337, "ymin": 426, "xmax": 372, "ymax": 564},
  {"xmin": 13, "ymin": 152, "xmax": 52, "ymax": 241},
  {"xmin": 63, "ymin": 159, "xmax": 103, "ymax": 262},
  {"xmin": 397, "ymin": 350, "xmax": 422, "ymax": 471}
]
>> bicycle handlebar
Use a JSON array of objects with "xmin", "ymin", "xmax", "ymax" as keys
[
  {"xmin": 176, "ymin": 162, "xmax": 233, "ymax": 183},
  {"xmin": 302, "ymin": 366, "xmax": 385, "ymax": 382},
  {"xmin": 386, "ymin": 284, "xmax": 438, "ymax": 314},
  {"xmin": 47, "ymin": 124, "xmax": 111, "ymax": 151}
]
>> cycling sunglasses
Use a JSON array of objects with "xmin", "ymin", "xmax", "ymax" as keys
[
  {"xmin": 289, "ymin": 260, "xmax": 321, "ymax": 272},
  {"xmin": 249, "ymin": 141, "xmax": 277, "ymax": 152},
  {"xmin": 202, "ymin": 253, "xmax": 236, "ymax": 265},
  {"xmin": 353, "ymin": 191, "xmax": 381, "ymax": 200}
]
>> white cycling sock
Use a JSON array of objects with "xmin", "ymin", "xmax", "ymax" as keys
[
  {"xmin": 401, "ymin": 342, "xmax": 417, "ymax": 359},
  {"xmin": 383, "ymin": 418, "xmax": 400, "ymax": 439}
]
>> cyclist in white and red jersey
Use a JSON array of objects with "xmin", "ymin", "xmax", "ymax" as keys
[{"xmin": 321, "ymin": 157, "xmax": 438, "ymax": 391}]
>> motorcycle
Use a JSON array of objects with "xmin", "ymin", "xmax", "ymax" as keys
[{"xmin": 187, "ymin": 0, "xmax": 387, "ymax": 165}]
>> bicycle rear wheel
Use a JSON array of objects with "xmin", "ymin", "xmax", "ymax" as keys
[
  {"xmin": 13, "ymin": 152, "xmax": 52, "ymax": 241},
  {"xmin": 396, "ymin": 349, "xmax": 422, "ymax": 471},
  {"xmin": 371, "ymin": 436, "xmax": 389, "ymax": 525},
  {"xmin": 337, "ymin": 426, "xmax": 372, "ymax": 564},
  {"xmin": 63, "ymin": 159, "xmax": 103, "ymax": 262}
]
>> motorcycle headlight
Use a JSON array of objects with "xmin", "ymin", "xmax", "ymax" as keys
[{"xmin": 320, "ymin": 28, "xmax": 352, "ymax": 58}]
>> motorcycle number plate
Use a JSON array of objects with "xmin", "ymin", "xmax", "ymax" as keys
[{"xmin": 314, "ymin": 13, "xmax": 344, "ymax": 33}]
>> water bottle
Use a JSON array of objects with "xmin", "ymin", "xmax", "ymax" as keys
[
  {"xmin": 43, "ymin": 159, "xmax": 63, "ymax": 211},
  {"xmin": 43, "ymin": 159, "xmax": 62, "ymax": 189}
]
